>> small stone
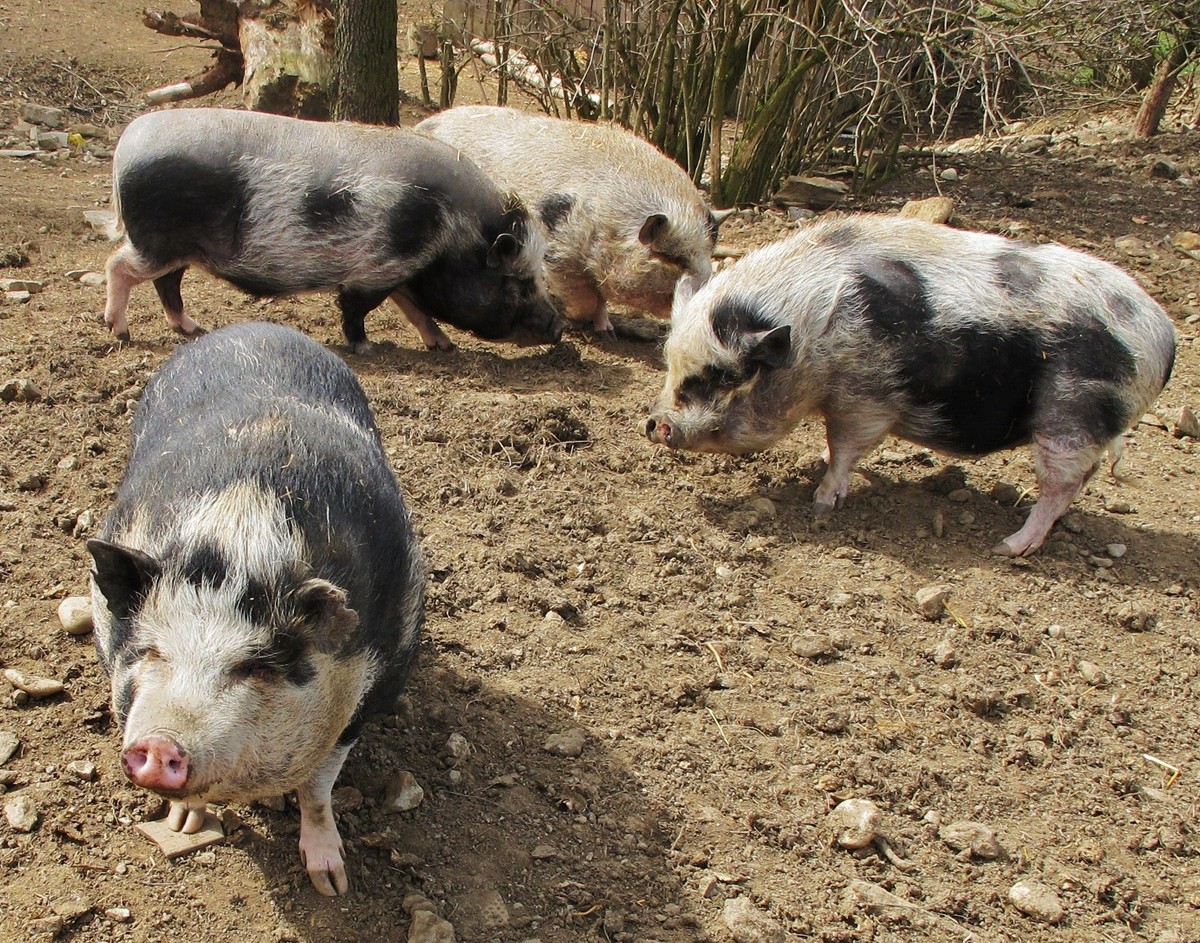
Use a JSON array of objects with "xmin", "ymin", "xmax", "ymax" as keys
[
  {"xmin": 5, "ymin": 793, "xmax": 39, "ymax": 832},
  {"xmin": 4, "ymin": 290, "xmax": 31, "ymax": 303},
  {"xmin": 1078, "ymin": 661, "xmax": 1107, "ymax": 686},
  {"xmin": 939, "ymin": 168, "xmax": 959, "ymax": 181},
  {"xmin": 947, "ymin": 488, "xmax": 971, "ymax": 503},
  {"xmin": 722, "ymin": 896, "xmax": 786, "ymax": 943},
  {"xmin": 407, "ymin": 909, "xmax": 456, "ymax": 943},
  {"xmin": 1172, "ymin": 406, "xmax": 1200, "ymax": 439},
  {"xmin": 0, "ymin": 279, "xmax": 42, "ymax": 293},
  {"xmin": 4, "ymin": 668, "xmax": 64, "ymax": 699},
  {"xmin": 444, "ymin": 733, "xmax": 470, "ymax": 764},
  {"xmin": 931, "ymin": 638, "xmax": 956, "ymax": 668},
  {"xmin": 459, "ymin": 888, "xmax": 509, "ymax": 932},
  {"xmin": 898, "ymin": 196, "xmax": 954, "ymax": 223},
  {"xmin": 543, "ymin": 727, "xmax": 587, "ymax": 758},
  {"xmin": 914, "ymin": 584, "xmax": 951, "ymax": 620},
  {"xmin": 384, "ymin": 771, "xmax": 425, "ymax": 812},
  {"xmin": 991, "ymin": 482, "xmax": 1021, "ymax": 505},
  {"xmin": 1046, "ymin": 623, "xmax": 1066, "ymax": 639},
  {"xmin": 714, "ymin": 564, "xmax": 734, "ymax": 580},
  {"xmin": 1059, "ymin": 513, "xmax": 1084, "ymax": 534},
  {"xmin": 939, "ymin": 821, "xmax": 1004, "ymax": 859},
  {"xmin": 27, "ymin": 915, "xmax": 63, "ymax": 939},
  {"xmin": 51, "ymin": 894, "xmax": 93, "ymax": 922},
  {"xmin": 829, "ymin": 797, "xmax": 881, "ymax": 849},
  {"xmin": 0, "ymin": 732, "xmax": 18, "ymax": 765},
  {"xmin": 931, "ymin": 510, "xmax": 944, "ymax": 537},
  {"xmin": 402, "ymin": 893, "xmax": 438, "ymax": 915},
  {"xmin": 827, "ymin": 590, "xmax": 854, "ymax": 608},
  {"xmin": 58, "ymin": 596, "xmax": 94, "ymax": 636},
  {"xmin": 747, "ymin": 496, "xmax": 776, "ymax": 520},
  {"xmin": 1089, "ymin": 555, "xmax": 1114, "ymax": 569},
  {"xmin": 21, "ymin": 104, "xmax": 65, "ymax": 127},
  {"xmin": 1114, "ymin": 234, "xmax": 1150, "ymax": 256},
  {"xmin": 542, "ymin": 610, "xmax": 566, "ymax": 626},
  {"xmin": 0, "ymin": 379, "xmax": 42, "ymax": 403},
  {"xmin": 1150, "ymin": 157, "xmax": 1181, "ymax": 180},
  {"xmin": 530, "ymin": 844, "xmax": 559, "ymax": 860},
  {"xmin": 79, "ymin": 272, "xmax": 106, "ymax": 288},
  {"xmin": 105, "ymin": 908, "xmax": 132, "ymax": 923},
  {"xmin": 37, "ymin": 131, "xmax": 70, "ymax": 151},
  {"xmin": 66, "ymin": 760, "xmax": 97, "ymax": 782},
  {"xmin": 1113, "ymin": 601, "xmax": 1156, "ymax": 632},
  {"xmin": 1105, "ymin": 500, "xmax": 1134, "ymax": 514},
  {"xmin": 790, "ymin": 632, "xmax": 835, "ymax": 659},
  {"xmin": 1008, "ymin": 879, "xmax": 1064, "ymax": 924}
]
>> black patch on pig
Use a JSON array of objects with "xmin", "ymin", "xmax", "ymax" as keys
[
  {"xmin": 261, "ymin": 628, "xmax": 316, "ymax": 687},
  {"xmin": 1039, "ymin": 387, "xmax": 1130, "ymax": 444},
  {"xmin": 893, "ymin": 325, "xmax": 1041, "ymax": 455},
  {"xmin": 676, "ymin": 364, "xmax": 744, "ymax": 404},
  {"xmin": 114, "ymin": 677, "xmax": 135, "ymax": 726},
  {"xmin": 302, "ymin": 185, "xmax": 356, "ymax": 229},
  {"xmin": 237, "ymin": 577, "xmax": 274, "ymax": 627},
  {"xmin": 994, "ymin": 249, "xmax": 1043, "ymax": 298},
  {"xmin": 386, "ymin": 185, "xmax": 448, "ymax": 258},
  {"xmin": 1048, "ymin": 316, "xmax": 1136, "ymax": 382},
  {"xmin": 538, "ymin": 193, "xmax": 575, "ymax": 233},
  {"xmin": 814, "ymin": 219, "xmax": 860, "ymax": 247},
  {"xmin": 406, "ymin": 250, "xmax": 515, "ymax": 339},
  {"xmin": 711, "ymin": 297, "xmax": 773, "ymax": 348},
  {"xmin": 120, "ymin": 156, "xmax": 248, "ymax": 267},
  {"xmin": 182, "ymin": 543, "xmax": 228, "ymax": 589},
  {"xmin": 337, "ymin": 713, "xmax": 366, "ymax": 746},
  {"xmin": 153, "ymin": 268, "xmax": 186, "ymax": 317},
  {"xmin": 857, "ymin": 258, "xmax": 932, "ymax": 334}
]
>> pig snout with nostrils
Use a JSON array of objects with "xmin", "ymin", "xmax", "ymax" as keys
[
  {"xmin": 646, "ymin": 214, "xmax": 1176, "ymax": 556},
  {"xmin": 87, "ymin": 322, "xmax": 425, "ymax": 896},
  {"xmin": 102, "ymin": 107, "xmax": 563, "ymax": 352},
  {"xmin": 416, "ymin": 105, "xmax": 722, "ymax": 333}
]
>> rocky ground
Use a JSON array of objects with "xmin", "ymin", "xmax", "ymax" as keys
[{"xmin": 2, "ymin": 3, "xmax": 1200, "ymax": 942}]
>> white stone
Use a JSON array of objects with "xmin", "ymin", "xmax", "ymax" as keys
[
  {"xmin": 829, "ymin": 798, "xmax": 881, "ymax": 849},
  {"xmin": 407, "ymin": 909, "xmax": 456, "ymax": 943},
  {"xmin": 722, "ymin": 896, "xmax": 786, "ymax": 943},
  {"xmin": 914, "ymin": 584, "xmax": 951, "ymax": 619},
  {"xmin": 1008, "ymin": 879, "xmax": 1064, "ymax": 924},
  {"xmin": 384, "ymin": 771, "xmax": 424, "ymax": 812},
  {"xmin": 543, "ymin": 727, "xmax": 587, "ymax": 757},
  {"xmin": 58, "ymin": 596, "xmax": 94, "ymax": 636},
  {"xmin": 4, "ymin": 793, "xmax": 39, "ymax": 832},
  {"xmin": 0, "ymin": 732, "xmax": 18, "ymax": 765},
  {"xmin": 938, "ymin": 820, "xmax": 1003, "ymax": 859}
]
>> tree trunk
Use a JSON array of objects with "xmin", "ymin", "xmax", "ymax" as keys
[
  {"xmin": 333, "ymin": 0, "xmax": 399, "ymax": 124},
  {"xmin": 1132, "ymin": 41, "xmax": 1188, "ymax": 139},
  {"xmin": 144, "ymin": 1, "xmax": 334, "ymax": 117}
]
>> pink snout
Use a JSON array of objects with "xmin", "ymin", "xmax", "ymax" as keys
[
  {"xmin": 122, "ymin": 735, "xmax": 190, "ymax": 792},
  {"xmin": 645, "ymin": 416, "xmax": 675, "ymax": 447}
]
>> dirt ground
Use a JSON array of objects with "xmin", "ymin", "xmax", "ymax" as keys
[{"xmin": 2, "ymin": 3, "xmax": 1200, "ymax": 942}]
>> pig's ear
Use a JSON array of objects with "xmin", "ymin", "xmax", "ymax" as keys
[
  {"xmin": 487, "ymin": 232, "xmax": 521, "ymax": 270},
  {"xmin": 744, "ymin": 325, "xmax": 792, "ymax": 372},
  {"xmin": 294, "ymin": 578, "xmax": 359, "ymax": 654},
  {"xmin": 672, "ymin": 272, "xmax": 702, "ymax": 314},
  {"xmin": 86, "ymin": 539, "xmax": 160, "ymax": 619},
  {"xmin": 638, "ymin": 213, "xmax": 671, "ymax": 248}
]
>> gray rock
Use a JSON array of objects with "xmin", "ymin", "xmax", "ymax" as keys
[
  {"xmin": 899, "ymin": 196, "xmax": 954, "ymax": 223},
  {"xmin": 722, "ymin": 896, "xmax": 786, "ymax": 943},
  {"xmin": 1008, "ymin": 879, "xmax": 1064, "ymax": 924},
  {"xmin": 384, "ymin": 771, "xmax": 424, "ymax": 812},
  {"xmin": 914, "ymin": 584, "xmax": 951, "ymax": 620},
  {"xmin": 790, "ymin": 631, "xmax": 836, "ymax": 659},
  {"xmin": 79, "ymin": 272, "xmax": 106, "ymax": 288},
  {"xmin": 407, "ymin": 909, "xmax": 456, "ymax": 943},
  {"xmin": 4, "ymin": 792, "xmax": 39, "ymax": 832},
  {"xmin": 1172, "ymin": 406, "xmax": 1199, "ymax": 439},
  {"xmin": 0, "ymin": 149, "xmax": 39, "ymax": 159},
  {"xmin": 67, "ymin": 760, "xmax": 97, "ymax": 782},
  {"xmin": 772, "ymin": 175, "xmax": 847, "ymax": 209},
  {"xmin": 37, "ymin": 131, "xmax": 70, "ymax": 151},
  {"xmin": 4, "ymin": 290, "xmax": 30, "ymax": 303},
  {"xmin": 0, "ymin": 379, "xmax": 42, "ymax": 403},
  {"xmin": 939, "ymin": 820, "xmax": 1004, "ymax": 859},
  {"xmin": 829, "ymin": 797, "xmax": 881, "ymax": 849},
  {"xmin": 0, "ymin": 732, "xmax": 18, "ymax": 765},
  {"xmin": 3, "ymin": 668, "xmax": 64, "ymax": 699},
  {"xmin": 20, "ymin": 104, "xmax": 65, "ymax": 128},
  {"xmin": 543, "ymin": 727, "xmax": 587, "ymax": 758},
  {"xmin": 0, "ymin": 279, "xmax": 42, "ymax": 293}
]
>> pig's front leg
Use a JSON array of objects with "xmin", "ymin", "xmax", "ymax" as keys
[
  {"xmin": 166, "ymin": 798, "xmax": 210, "ymax": 833},
  {"xmin": 391, "ymin": 293, "xmax": 455, "ymax": 351},
  {"xmin": 296, "ymin": 743, "xmax": 353, "ymax": 896},
  {"xmin": 812, "ymin": 412, "xmax": 893, "ymax": 513}
]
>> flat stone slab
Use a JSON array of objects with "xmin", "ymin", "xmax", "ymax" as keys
[{"xmin": 135, "ymin": 813, "xmax": 225, "ymax": 859}]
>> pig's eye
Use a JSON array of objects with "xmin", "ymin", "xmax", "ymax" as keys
[
  {"xmin": 232, "ymin": 659, "xmax": 278, "ymax": 682},
  {"xmin": 133, "ymin": 645, "xmax": 163, "ymax": 663},
  {"xmin": 652, "ymin": 250, "xmax": 688, "ymax": 269}
]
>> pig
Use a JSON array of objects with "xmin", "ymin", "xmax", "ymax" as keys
[
  {"xmin": 101, "ymin": 107, "xmax": 564, "ymax": 352},
  {"xmin": 86, "ymin": 322, "xmax": 425, "ymax": 895},
  {"xmin": 646, "ymin": 214, "xmax": 1176, "ymax": 556},
  {"xmin": 416, "ymin": 105, "xmax": 721, "ymax": 332}
]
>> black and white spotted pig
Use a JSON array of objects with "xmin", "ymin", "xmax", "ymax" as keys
[
  {"xmin": 416, "ymin": 105, "xmax": 720, "ymax": 332},
  {"xmin": 645, "ymin": 214, "xmax": 1176, "ymax": 556},
  {"xmin": 87, "ymin": 322, "xmax": 424, "ymax": 895},
  {"xmin": 102, "ymin": 107, "xmax": 563, "ymax": 352}
]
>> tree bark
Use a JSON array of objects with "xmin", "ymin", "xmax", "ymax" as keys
[
  {"xmin": 333, "ymin": 0, "xmax": 399, "ymax": 125},
  {"xmin": 1132, "ymin": 41, "xmax": 1188, "ymax": 139}
]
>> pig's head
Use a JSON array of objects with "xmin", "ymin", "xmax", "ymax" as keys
[
  {"xmin": 600, "ymin": 199, "xmax": 716, "ymax": 319},
  {"xmin": 646, "ymin": 275, "xmax": 797, "ymax": 454},
  {"xmin": 86, "ymin": 483, "xmax": 374, "ymax": 805},
  {"xmin": 406, "ymin": 197, "xmax": 564, "ymax": 346}
]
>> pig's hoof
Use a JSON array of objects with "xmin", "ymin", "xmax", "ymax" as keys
[
  {"xmin": 425, "ymin": 339, "xmax": 456, "ymax": 352},
  {"xmin": 174, "ymin": 324, "xmax": 207, "ymax": 339},
  {"xmin": 812, "ymin": 499, "xmax": 837, "ymax": 516},
  {"xmin": 351, "ymin": 340, "xmax": 375, "ymax": 356},
  {"xmin": 115, "ymin": 331, "xmax": 131, "ymax": 344}
]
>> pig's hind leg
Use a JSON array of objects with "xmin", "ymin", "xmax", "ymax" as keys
[
  {"xmin": 296, "ymin": 743, "xmax": 353, "ymax": 896},
  {"xmin": 152, "ymin": 267, "xmax": 205, "ymax": 338},
  {"xmin": 391, "ymin": 293, "xmax": 456, "ymax": 351},
  {"xmin": 993, "ymin": 432, "xmax": 1106, "ymax": 557}
]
